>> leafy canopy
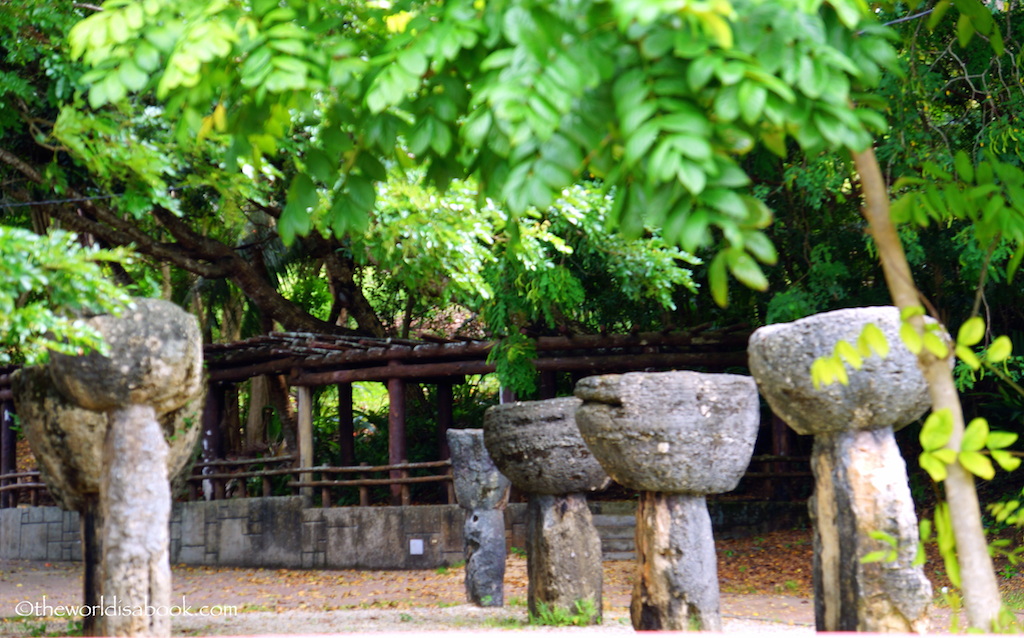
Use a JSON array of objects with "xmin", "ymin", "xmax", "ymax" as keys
[
  {"xmin": 66, "ymin": 0, "xmax": 900, "ymax": 306},
  {"xmin": 0, "ymin": 227, "xmax": 131, "ymax": 365}
]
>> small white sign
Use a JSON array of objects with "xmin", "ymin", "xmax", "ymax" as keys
[{"xmin": 409, "ymin": 538, "xmax": 424, "ymax": 555}]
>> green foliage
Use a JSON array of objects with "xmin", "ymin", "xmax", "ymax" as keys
[
  {"xmin": 529, "ymin": 599, "xmax": 599, "ymax": 627},
  {"xmin": 860, "ymin": 529, "xmax": 900, "ymax": 564},
  {"xmin": 0, "ymin": 227, "xmax": 131, "ymax": 364},
  {"xmin": 63, "ymin": 0, "xmax": 903, "ymax": 307},
  {"xmin": 810, "ymin": 322, "xmax": 889, "ymax": 389}
]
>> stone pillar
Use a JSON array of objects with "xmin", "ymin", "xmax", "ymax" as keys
[
  {"xmin": 35, "ymin": 298, "xmax": 205, "ymax": 637},
  {"xmin": 574, "ymin": 371, "xmax": 759, "ymax": 631},
  {"xmin": 748, "ymin": 306, "xmax": 933, "ymax": 633},
  {"xmin": 447, "ymin": 428, "xmax": 510, "ymax": 607},
  {"xmin": 484, "ymin": 397, "xmax": 609, "ymax": 623}
]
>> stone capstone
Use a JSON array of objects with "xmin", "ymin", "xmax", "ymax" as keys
[
  {"xmin": 483, "ymin": 397, "xmax": 610, "ymax": 495},
  {"xmin": 11, "ymin": 365, "xmax": 204, "ymax": 511},
  {"xmin": 747, "ymin": 306, "xmax": 932, "ymax": 435},
  {"xmin": 447, "ymin": 428, "xmax": 510, "ymax": 510},
  {"xmin": 574, "ymin": 371, "xmax": 759, "ymax": 494},
  {"xmin": 11, "ymin": 366, "xmax": 106, "ymax": 512},
  {"xmin": 48, "ymin": 297, "xmax": 203, "ymax": 417}
]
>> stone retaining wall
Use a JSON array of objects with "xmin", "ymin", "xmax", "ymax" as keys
[{"xmin": 0, "ymin": 498, "xmax": 807, "ymax": 568}]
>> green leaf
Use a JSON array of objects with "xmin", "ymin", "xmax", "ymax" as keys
[
  {"xmin": 708, "ymin": 251, "xmax": 729, "ymax": 307},
  {"xmin": 957, "ymin": 316, "xmax": 985, "ymax": 347},
  {"xmin": 676, "ymin": 160, "xmax": 707, "ymax": 195},
  {"xmin": 857, "ymin": 323, "xmax": 890, "ymax": 359},
  {"xmin": 738, "ymin": 82, "xmax": 767, "ymax": 126},
  {"xmin": 992, "ymin": 450, "xmax": 1021, "ymax": 472},
  {"xmin": 957, "ymin": 14, "xmax": 974, "ymax": 49},
  {"xmin": 900, "ymin": 322, "xmax": 923, "ymax": 354},
  {"xmin": 959, "ymin": 450, "xmax": 995, "ymax": 480},
  {"xmin": 961, "ymin": 417, "xmax": 989, "ymax": 453},
  {"xmin": 923, "ymin": 331, "xmax": 949, "ymax": 359},
  {"xmin": 900, "ymin": 306, "xmax": 926, "ymax": 321},
  {"xmin": 835, "ymin": 340, "xmax": 863, "ymax": 369},
  {"xmin": 860, "ymin": 550, "xmax": 895, "ymax": 564},
  {"xmin": 954, "ymin": 150, "xmax": 974, "ymax": 183},
  {"xmin": 1007, "ymin": 243, "xmax": 1024, "ymax": 283},
  {"xmin": 920, "ymin": 409, "xmax": 954, "ymax": 452},
  {"xmin": 955, "ymin": 344, "xmax": 982, "ymax": 370},
  {"xmin": 280, "ymin": 173, "xmax": 317, "ymax": 245},
  {"xmin": 986, "ymin": 335, "xmax": 1013, "ymax": 363},
  {"xmin": 687, "ymin": 56, "xmax": 717, "ymax": 91},
  {"xmin": 118, "ymin": 60, "xmax": 149, "ymax": 92},
  {"xmin": 919, "ymin": 451, "xmax": 949, "ymax": 482},
  {"xmin": 986, "ymin": 431, "xmax": 1018, "ymax": 450},
  {"xmin": 726, "ymin": 250, "xmax": 768, "ymax": 291}
]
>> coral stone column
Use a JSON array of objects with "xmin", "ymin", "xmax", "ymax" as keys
[
  {"xmin": 748, "ymin": 306, "xmax": 933, "ymax": 633},
  {"xmin": 483, "ymin": 397, "xmax": 609, "ymax": 623},
  {"xmin": 45, "ymin": 298, "xmax": 204, "ymax": 637},
  {"xmin": 447, "ymin": 428, "xmax": 511, "ymax": 607},
  {"xmin": 574, "ymin": 371, "xmax": 759, "ymax": 631}
]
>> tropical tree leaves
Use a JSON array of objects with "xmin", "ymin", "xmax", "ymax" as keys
[{"xmin": 64, "ymin": 0, "xmax": 902, "ymax": 307}]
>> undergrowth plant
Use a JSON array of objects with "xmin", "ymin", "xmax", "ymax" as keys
[{"xmin": 529, "ymin": 599, "xmax": 600, "ymax": 627}]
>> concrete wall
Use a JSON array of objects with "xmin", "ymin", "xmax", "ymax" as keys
[
  {"xmin": 0, "ymin": 497, "xmax": 807, "ymax": 567},
  {"xmin": 1, "ymin": 498, "xmax": 528, "ymax": 569}
]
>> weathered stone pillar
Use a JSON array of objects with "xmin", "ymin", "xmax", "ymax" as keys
[
  {"xmin": 447, "ymin": 428, "xmax": 510, "ymax": 607},
  {"xmin": 39, "ymin": 298, "xmax": 204, "ymax": 637},
  {"xmin": 748, "ymin": 306, "xmax": 933, "ymax": 633},
  {"xmin": 484, "ymin": 397, "xmax": 609, "ymax": 623},
  {"xmin": 575, "ymin": 371, "xmax": 759, "ymax": 631}
]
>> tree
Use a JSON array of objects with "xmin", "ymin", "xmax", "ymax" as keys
[
  {"xmin": 13, "ymin": 0, "xmax": 1024, "ymax": 629},
  {"xmin": 0, "ymin": 225, "xmax": 130, "ymax": 364}
]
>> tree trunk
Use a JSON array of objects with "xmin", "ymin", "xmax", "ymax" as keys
[
  {"xmin": 246, "ymin": 376, "xmax": 270, "ymax": 451},
  {"xmin": 853, "ymin": 146, "xmax": 1002, "ymax": 629}
]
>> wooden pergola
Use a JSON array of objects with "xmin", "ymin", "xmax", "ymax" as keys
[{"xmin": 202, "ymin": 325, "xmax": 753, "ymax": 502}]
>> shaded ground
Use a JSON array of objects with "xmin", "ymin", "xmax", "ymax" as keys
[{"xmin": 2, "ymin": 527, "xmax": 993, "ymax": 636}]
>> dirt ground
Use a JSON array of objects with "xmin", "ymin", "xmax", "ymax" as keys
[{"xmin": 0, "ymin": 528, "xmax": 981, "ymax": 636}]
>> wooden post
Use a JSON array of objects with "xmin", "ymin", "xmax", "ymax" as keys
[
  {"xmin": 437, "ymin": 381, "xmax": 455, "ymax": 504},
  {"xmin": 359, "ymin": 462, "xmax": 370, "ymax": 507},
  {"xmin": 539, "ymin": 370, "xmax": 557, "ymax": 400},
  {"xmin": 297, "ymin": 386, "xmax": 314, "ymax": 502},
  {"xmin": 437, "ymin": 381, "xmax": 454, "ymax": 459},
  {"xmin": 337, "ymin": 383, "xmax": 355, "ymax": 467},
  {"xmin": 200, "ymin": 384, "xmax": 226, "ymax": 500},
  {"xmin": 1, "ymin": 400, "xmax": 15, "ymax": 509},
  {"xmin": 401, "ymin": 458, "xmax": 411, "ymax": 506},
  {"xmin": 770, "ymin": 414, "xmax": 791, "ymax": 500},
  {"xmin": 500, "ymin": 387, "xmax": 516, "ymax": 403},
  {"xmin": 388, "ymin": 376, "xmax": 407, "ymax": 504}
]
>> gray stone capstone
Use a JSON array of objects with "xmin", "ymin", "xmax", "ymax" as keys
[
  {"xmin": 747, "ymin": 306, "xmax": 932, "ymax": 435},
  {"xmin": 447, "ymin": 429, "xmax": 510, "ymax": 510},
  {"xmin": 48, "ymin": 297, "xmax": 204, "ymax": 417},
  {"xmin": 483, "ymin": 397, "xmax": 610, "ymax": 495},
  {"xmin": 11, "ymin": 366, "xmax": 203, "ymax": 512},
  {"xmin": 574, "ymin": 371, "xmax": 759, "ymax": 494}
]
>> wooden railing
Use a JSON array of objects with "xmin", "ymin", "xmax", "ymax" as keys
[
  {"xmin": 1, "ymin": 454, "xmax": 809, "ymax": 509},
  {"xmin": 0, "ymin": 470, "xmax": 50, "ymax": 507},
  {"xmin": 185, "ymin": 457, "xmax": 454, "ymax": 506},
  {"xmin": 187, "ymin": 455, "xmax": 296, "ymax": 501},
  {"xmin": 287, "ymin": 459, "xmax": 454, "ymax": 507}
]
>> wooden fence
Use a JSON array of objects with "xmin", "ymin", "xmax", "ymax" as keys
[{"xmin": 0, "ymin": 454, "xmax": 808, "ymax": 509}]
